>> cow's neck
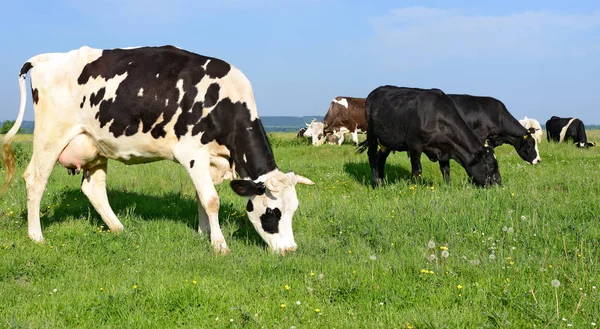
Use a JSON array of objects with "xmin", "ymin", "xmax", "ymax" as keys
[
  {"xmin": 231, "ymin": 118, "xmax": 278, "ymax": 180},
  {"xmin": 502, "ymin": 123, "xmax": 528, "ymax": 149}
]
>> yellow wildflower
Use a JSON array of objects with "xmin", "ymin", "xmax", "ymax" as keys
[
  {"xmin": 280, "ymin": 304, "xmax": 286, "ymax": 309},
  {"xmin": 133, "ymin": 285, "xmax": 138, "ymax": 289},
  {"xmin": 457, "ymin": 285, "xmax": 463, "ymax": 289},
  {"xmin": 284, "ymin": 285, "xmax": 290, "ymax": 290},
  {"xmin": 315, "ymin": 308, "xmax": 321, "ymax": 313},
  {"xmin": 440, "ymin": 246, "xmax": 448, "ymax": 251}
]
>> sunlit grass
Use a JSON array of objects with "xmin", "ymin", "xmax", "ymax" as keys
[{"xmin": 1, "ymin": 131, "xmax": 599, "ymax": 327}]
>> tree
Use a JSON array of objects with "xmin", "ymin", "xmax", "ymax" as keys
[{"xmin": 1, "ymin": 120, "xmax": 23, "ymax": 134}]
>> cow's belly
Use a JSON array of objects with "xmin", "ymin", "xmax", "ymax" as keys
[{"xmin": 91, "ymin": 134, "xmax": 177, "ymax": 164}]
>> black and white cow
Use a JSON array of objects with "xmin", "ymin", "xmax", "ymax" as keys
[
  {"xmin": 519, "ymin": 117, "xmax": 543, "ymax": 143},
  {"xmin": 359, "ymin": 86, "xmax": 501, "ymax": 188},
  {"xmin": 296, "ymin": 127, "xmax": 307, "ymax": 138},
  {"xmin": 448, "ymin": 94, "xmax": 541, "ymax": 165},
  {"xmin": 1, "ymin": 46, "xmax": 314, "ymax": 254},
  {"xmin": 546, "ymin": 116, "xmax": 595, "ymax": 148}
]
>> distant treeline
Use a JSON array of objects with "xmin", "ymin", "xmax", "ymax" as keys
[{"xmin": 2, "ymin": 119, "xmax": 598, "ymax": 134}]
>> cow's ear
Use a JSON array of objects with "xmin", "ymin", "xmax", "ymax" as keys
[{"xmin": 230, "ymin": 180, "xmax": 266, "ymax": 197}]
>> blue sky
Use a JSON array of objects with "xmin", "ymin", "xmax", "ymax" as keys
[{"xmin": 1, "ymin": 0, "xmax": 599, "ymax": 124}]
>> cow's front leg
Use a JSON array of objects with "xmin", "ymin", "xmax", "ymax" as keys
[
  {"xmin": 337, "ymin": 132, "xmax": 345, "ymax": 145},
  {"xmin": 195, "ymin": 192, "xmax": 210, "ymax": 235},
  {"xmin": 352, "ymin": 131, "xmax": 359, "ymax": 146},
  {"xmin": 409, "ymin": 150, "xmax": 423, "ymax": 180},
  {"xmin": 177, "ymin": 152, "xmax": 229, "ymax": 254},
  {"xmin": 81, "ymin": 161, "xmax": 124, "ymax": 232}
]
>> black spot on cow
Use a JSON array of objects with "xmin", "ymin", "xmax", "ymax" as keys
[
  {"xmin": 204, "ymin": 83, "xmax": 220, "ymax": 108},
  {"xmin": 190, "ymin": 160, "xmax": 195, "ymax": 168},
  {"xmin": 89, "ymin": 87, "xmax": 106, "ymax": 107},
  {"xmin": 205, "ymin": 59, "xmax": 231, "ymax": 79},
  {"xmin": 192, "ymin": 98, "xmax": 277, "ymax": 179},
  {"xmin": 80, "ymin": 96, "xmax": 86, "ymax": 108},
  {"xmin": 246, "ymin": 199, "xmax": 254, "ymax": 212},
  {"xmin": 20, "ymin": 62, "xmax": 33, "ymax": 76},
  {"xmin": 260, "ymin": 207, "xmax": 281, "ymax": 234},
  {"xmin": 32, "ymin": 88, "xmax": 39, "ymax": 105},
  {"xmin": 77, "ymin": 46, "xmax": 231, "ymax": 138}
]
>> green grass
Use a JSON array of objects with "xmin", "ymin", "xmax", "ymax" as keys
[{"xmin": 1, "ymin": 131, "xmax": 599, "ymax": 328}]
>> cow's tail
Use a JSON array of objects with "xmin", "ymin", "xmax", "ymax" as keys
[
  {"xmin": 1, "ymin": 62, "xmax": 32, "ymax": 195},
  {"xmin": 356, "ymin": 140, "xmax": 369, "ymax": 154}
]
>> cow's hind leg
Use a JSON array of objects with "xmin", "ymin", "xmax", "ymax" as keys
[
  {"xmin": 367, "ymin": 136, "xmax": 380, "ymax": 188},
  {"xmin": 176, "ymin": 151, "xmax": 229, "ymax": 254},
  {"xmin": 376, "ymin": 148, "xmax": 391, "ymax": 185},
  {"xmin": 24, "ymin": 129, "xmax": 82, "ymax": 242},
  {"xmin": 81, "ymin": 161, "xmax": 124, "ymax": 232}
]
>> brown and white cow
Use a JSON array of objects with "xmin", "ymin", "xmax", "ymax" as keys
[
  {"xmin": 1, "ymin": 45, "xmax": 314, "ymax": 254},
  {"xmin": 307, "ymin": 97, "xmax": 367, "ymax": 146}
]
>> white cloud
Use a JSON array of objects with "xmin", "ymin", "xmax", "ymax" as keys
[{"xmin": 366, "ymin": 7, "xmax": 600, "ymax": 67}]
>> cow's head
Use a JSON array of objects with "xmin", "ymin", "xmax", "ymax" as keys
[
  {"xmin": 467, "ymin": 146, "xmax": 501, "ymax": 187},
  {"xmin": 516, "ymin": 128, "xmax": 541, "ymax": 164},
  {"xmin": 230, "ymin": 170, "xmax": 314, "ymax": 254},
  {"xmin": 304, "ymin": 121, "xmax": 325, "ymax": 146}
]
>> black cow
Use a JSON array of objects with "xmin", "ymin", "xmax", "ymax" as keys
[
  {"xmin": 1, "ymin": 45, "xmax": 315, "ymax": 254},
  {"xmin": 358, "ymin": 86, "xmax": 501, "ymax": 188},
  {"xmin": 448, "ymin": 94, "xmax": 541, "ymax": 164},
  {"xmin": 546, "ymin": 116, "xmax": 595, "ymax": 148}
]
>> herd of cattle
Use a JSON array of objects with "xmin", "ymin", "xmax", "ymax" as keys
[
  {"xmin": 302, "ymin": 89, "xmax": 594, "ymax": 187},
  {"xmin": 0, "ymin": 46, "xmax": 596, "ymax": 254}
]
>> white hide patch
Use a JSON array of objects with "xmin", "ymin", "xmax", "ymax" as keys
[
  {"xmin": 156, "ymin": 73, "xmax": 160, "ymax": 78},
  {"xmin": 202, "ymin": 59, "xmax": 211, "ymax": 70},
  {"xmin": 137, "ymin": 88, "xmax": 144, "ymax": 97},
  {"xmin": 165, "ymin": 98, "xmax": 169, "ymax": 106},
  {"xmin": 559, "ymin": 118, "xmax": 577, "ymax": 143},
  {"xmin": 243, "ymin": 154, "xmax": 247, "ymax": 162},
  {"xmin": 176, "ymin": 80, "xmax": 185, "ymax": 104},
  {"xmin": 332, "ymin": 98, "xmax": 349, "ymax": 108}
]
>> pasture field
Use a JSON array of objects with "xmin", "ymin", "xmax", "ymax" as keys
[{"xmin": 1, "ymin": 131, "xmax": 599, "ymax": 328}]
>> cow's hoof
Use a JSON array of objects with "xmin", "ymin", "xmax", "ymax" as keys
[
  {"xmin": 212, "ymin": 240, "xmax": 230, "ymax": 255},
  {"xmin": 28, "ymin": 233, "xmax": 45, "ymax": 243}
]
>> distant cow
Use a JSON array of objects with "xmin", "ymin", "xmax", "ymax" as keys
[
  {"xmin": 448, "ymin": 94, "xmax": 541, "ymax": 165},
  {"xmin": 303, "ymin": 119, "xmax": 325, "ymax": 146},
  {"xmin": 546, "ymin": 116, "xmax": 595, "ymax": 148},
  {"xmin": 322, "ymin": 97, "xmax": 367, "ymax": 146},
  {"xmin": 1, "ymin": 45, "xmax": 315, "ymax": 254},
  {"xmin": 518, "ymin": 117, "xmax": 543, "ymax": 143},
  {"xmin": 359, "ymin": 86, "xmax": 501, "ymax": 188},
  {"xmin": 296, "ymin": 127, "xmax": 307, "ymax": 138}
]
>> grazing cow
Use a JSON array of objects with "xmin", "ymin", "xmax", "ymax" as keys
[
  {"xmin": 296, "ymin": 127, "xmax": 307, "ymax": 138},
  {"xmin": 1, "ymin": 45, "xmax": 315, "ymax": 254},
  {"xmin": 359, "ymin": 86, "xmax": 501, "ymax": 188},
  {"xmin": 518, "ymin": 117, "xmax": 543, "ymax": 143},
  {"xmin": 303, "ymin": 119, "xmax": 325, "ymax": 146},
  {"xmin": 448, "ymin": 94, "xmax": 541, "ymax": 165},
  {"xmin": 546, "ymin": 116, "xmax": 595, "ymax": 148},
  {"xmin": 321, "ymin": 97, "xmax": 367, "ymax": 146}
]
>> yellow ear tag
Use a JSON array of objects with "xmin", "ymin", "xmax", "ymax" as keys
[{"xmin": 523, "ymin": 135, "xmax": 527, "ymax": 140}]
